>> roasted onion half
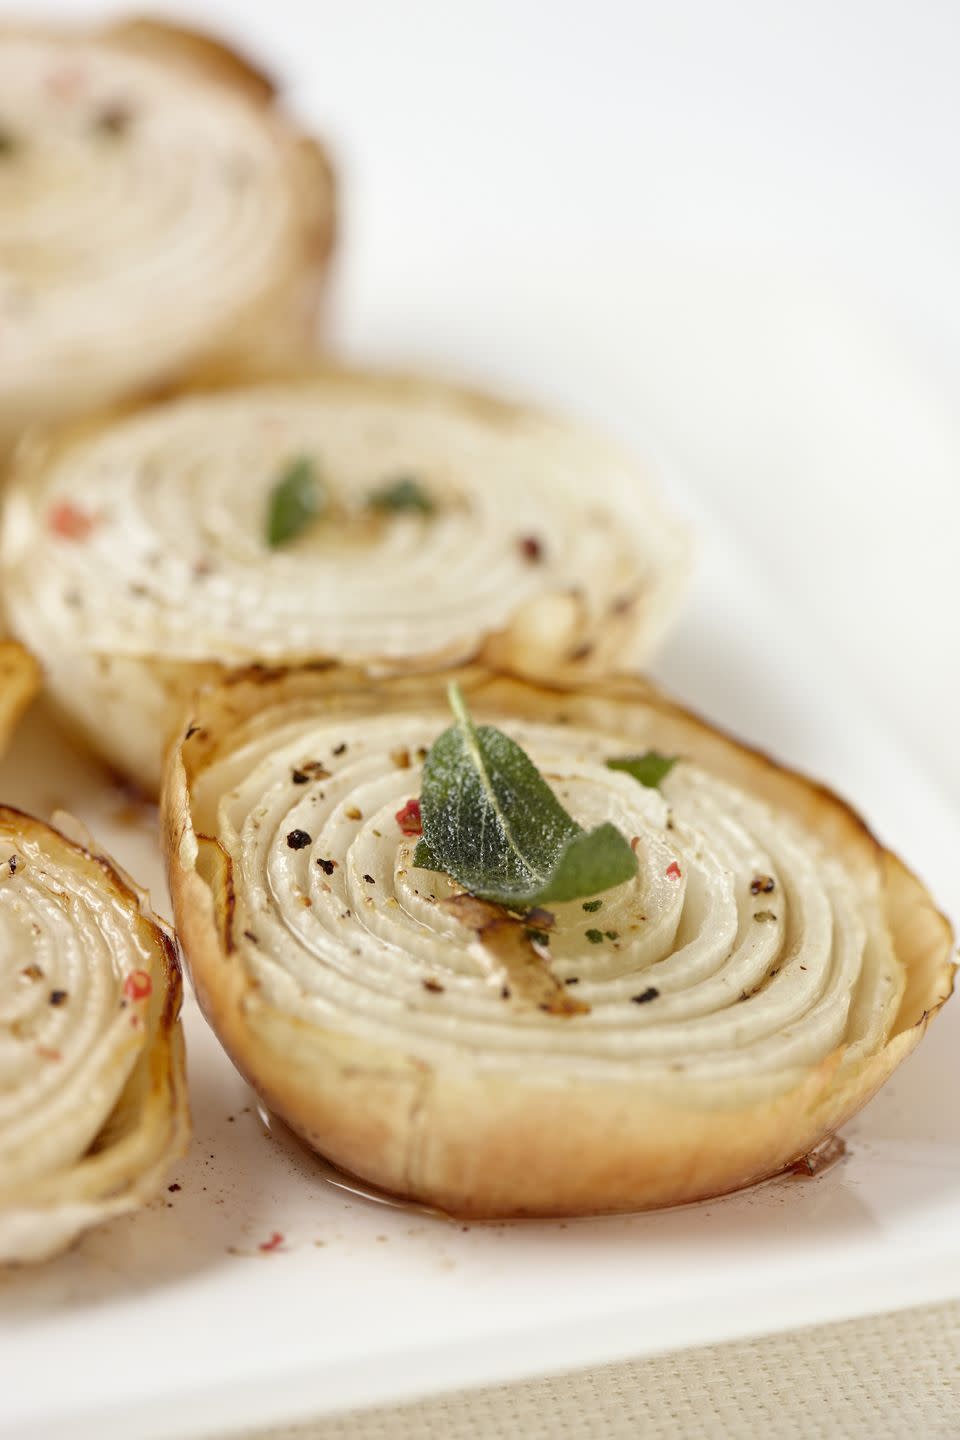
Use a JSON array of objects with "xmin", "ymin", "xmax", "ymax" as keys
[
  {"xmin": 163, "ymin": 665, "xmax": 954, "ymax": 1218},
  {"xmin": 0, "ymin": 811, "xmax": 188, "ymax": 1263},
  {"xmin": 1, "ymin": 369, "xmax": 688, "ymax": 792},
  {"xmin": 0, "ymin": 18, "xmax": 335, "ymax": 449}
]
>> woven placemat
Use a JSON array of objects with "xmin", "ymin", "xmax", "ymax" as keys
[{"xmin": 213, "ymin": 1299, "xmax": 960, "ymax": 1440}]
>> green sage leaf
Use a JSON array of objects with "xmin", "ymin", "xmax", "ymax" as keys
[
  {"xmin": 412, "ymin": 837, "xmax": 440, "ymax": 869},
  {"xmin": 605, "ymin": 750, "xmax": 678, "ymax": 789},
  {"xmin": 266, "ymin": 456, "xmax": 323, "ymax": 547},
  {"xmin": 367, "ymin": 476, "xmax": 435, "ymax": 515},
  {"xmin": 414, "ymin": 683, "xmax": 637, "ymax": 908}
]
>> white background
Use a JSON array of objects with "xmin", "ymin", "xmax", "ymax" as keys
[{"xmin": 40, "ymin": 0, "xmax": 960, "ymax": 801}]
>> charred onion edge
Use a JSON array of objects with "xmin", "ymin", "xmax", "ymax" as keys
[
  {"xmin": 163, "ymin": 664, "xmax": 955, "ymax": 1219},
  {"xmin": 0, "ymin": 643, "xmax": 41, "ymax": 753},
  {"xmin": 0, "ymin": 806, "xmax": 189, "ymax": 1264}
]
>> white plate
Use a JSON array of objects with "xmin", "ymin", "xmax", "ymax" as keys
[{"xmin": 0, "ymin": 507, "xmax": 957, "ymax": 1439}]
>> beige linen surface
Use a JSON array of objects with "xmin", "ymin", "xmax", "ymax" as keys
[{"xmin": 209, "ymin": 1299, "xmax": 960, "ymax": 1440}]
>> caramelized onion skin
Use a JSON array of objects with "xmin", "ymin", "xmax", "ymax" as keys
[
  {"xmin": 0, "ymin": 644, "xmax": 40, "ymax": 754},
  {"xmin": 0, "ymin": 810, "xmax": 189, "ymax": 1263},
  {"xmin": 163, "ymin": 665, "xmax": 954, "ymax": 1218}
]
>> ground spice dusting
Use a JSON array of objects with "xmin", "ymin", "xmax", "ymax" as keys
[
  {"xmin": 395, "ymin": 798, "xmax": 422, "ymax": 835},
  {"xmin": 344, "ymin": 807, "xmax": 363, "ymax": 821},
  {"xmin": 48, "ymin": 989, "xmax": 68, "ymax": 1007},
  {"xmin": 48, "ymin": 501, "xmax": 97, "ymax": 541},
  {"xmin": 46, "ymin": 65, "xmax": 86, "ymax": 101},
  {"xmin": 750, "ymin": 875, "xmax": 776, "ymax": 895},
  {"xmin": 631, "ymin": 986, "xmax": 659, "ymax": 1005},
  {"xmin": 93, "ymin": 102, "xmax": 133, "ymax": 137},
  {"xmin": 665, "ymin": 861, "xmax": 682, "ymax": 880},
  {"xmin": 518, "ymin": 535, "xmax": 544, "ymax": 562},
  {"xmin": 258, "ymin": 1232, "xmax": 285, "ymax": 1253},
  {"xmin": 300, "ymin": 761, "xmax": 330, "ymax": 778},
  {"xmin": 123, "ymin": 970, "xmax": 152, "ymax": 1001}
]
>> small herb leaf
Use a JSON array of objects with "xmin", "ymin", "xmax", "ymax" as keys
[
  {"xmin": 415, "ymin": 683, "xmax": 638, "ymax": 907},
  {"xmin": 412, "ymin": 837, "xmax": 441, "ymax": 870},
  {"xmin": 266, "ymin": 457, "xmax": 323, "ymax": 547},
  {"xmin": 368, "ymin": 476, "xmax": 434, "ymax": 515},
  {"xmin": 606, "ymin": 750, "xmax": 678, "ymax": 789},
  {"xmin": 529, "ymin": 823, "xmax": 638, "ymax": 904}
]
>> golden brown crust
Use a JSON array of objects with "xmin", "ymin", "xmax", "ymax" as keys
[
  {"xmin": 0, "ymin": 643, "xmax": 40, "ymax": 756},
  {"xmin": 163, "ymin": 665, "xmax": 955, "ymax": 1218},
  {"xmin": 0, "ymin": 807, "xmax": 189, "ymax": 1261},
  {"xmin": 101, "ymin": 15, "xmax": 278, "ymax": 102},
  {"xmin": 0, "ymin": 15, "xmax": 269, "ymax": 98}
]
